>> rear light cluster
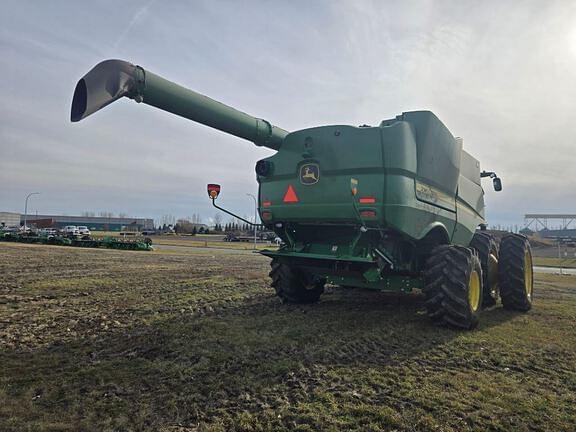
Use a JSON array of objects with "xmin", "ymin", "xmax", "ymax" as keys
[
  {"xmin": 358, "ymin": 196, "xmax": 376, "ymax": 218},
  {"xmin": 261, "ymin": 199, "xmax": 272, "ymax": 220}
]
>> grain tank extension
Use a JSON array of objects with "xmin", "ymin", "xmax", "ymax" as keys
[{"xmin": 71, "ymin": 59, "xmax": 534, "ymax": 329}]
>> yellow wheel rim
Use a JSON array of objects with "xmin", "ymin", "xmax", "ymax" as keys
[
  {"xmin": 525, "ymin": 250, "xmax": 533, "ymax": 300},
  {"xmin": 469, "ymin": 270, "xmax": 481, "ymax": 312}
]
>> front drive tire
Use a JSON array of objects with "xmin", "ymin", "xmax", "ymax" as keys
[
  {"xmin": 269, "ymin": 260, "xmax": 325, "ymax": 304},
  {"xmin": 423, "ymin": 245, "xmax": 483, "ymax": 329},
  {"xmin": 499, "ymin": 234, "xmax": 533, "ymax": 312}
]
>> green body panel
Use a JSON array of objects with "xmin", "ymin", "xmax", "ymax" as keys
[
  {"xmin": 258, "ymin": 111, "xmax": 485, "ymax": 242},
  {"xmin": 259, "ymin": 125, "xmax": 385, "ymax": 223},
  {"xmin": 71, "ymin": 60, "xmax": 490, "ymax": 292}
]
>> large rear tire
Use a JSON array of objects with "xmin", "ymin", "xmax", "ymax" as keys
[
  {"xmin": 269, "ymin": 260, "xmax": 324, "ymax": 304},
  {"xmin": 469, "ymin": 231, "xmax": 499, "ymax": 307},
  {"xmin": 499, "ymin": 234, "xmax": 533, "ymax": 311},
  {"xmin": 423, "ymin": 245, "xmax": 483, "ymax": 329}
]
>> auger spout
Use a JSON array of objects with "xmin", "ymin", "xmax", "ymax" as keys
[{"xmin": 71, "ymin": 59, "xmax": 288, "ymax": 150}]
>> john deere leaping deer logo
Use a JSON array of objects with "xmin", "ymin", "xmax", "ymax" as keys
[{"xmin": 300, "ymin": 163, "xmax": 320, "ymax": 185}]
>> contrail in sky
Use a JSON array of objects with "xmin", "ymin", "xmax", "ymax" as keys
[{"xmin": 112, "ymin": 0, "xmax": 156, "ymax": 52}]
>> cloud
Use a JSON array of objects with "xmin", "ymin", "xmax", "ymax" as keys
[
  {"xmin": 1, "ymin": 0, "xmax": 575, "ymax": 228},
  {"xmin": 111, "ymin": 0, "xmax": 156, "ymax": 52}
]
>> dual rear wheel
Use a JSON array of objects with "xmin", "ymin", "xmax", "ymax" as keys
[
  {"xmin": 423, "ymin": 245, "xmax": 483, "ymax": 329},
  {"xmin": 423, "ymin": 233, "xmax": 534, "ymax": 329}
]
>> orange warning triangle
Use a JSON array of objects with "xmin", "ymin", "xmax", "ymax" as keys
[{"xmin": 283, "ymin": 184, "xmax": 299, "ymax": 203}]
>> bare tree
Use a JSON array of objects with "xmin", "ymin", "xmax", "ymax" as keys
[
  {"xmin": 81, "ymin": 211, "xmax": 95, "ymax": 217},
  {"xmin": 175, "ymin": 219, "xmax": 196, "ymax": 234},
  {"xmin": 118, "ymin": 212, "xmax": 127, "ymax": 218},
  {"xmin": 161, "ymin": 214, "xmax": 176, "ymax": 226}
]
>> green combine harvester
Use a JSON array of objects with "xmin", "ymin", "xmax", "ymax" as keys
[{"xmin": 71, "ymin": 60, "xmax": 534, "ymax": 329}]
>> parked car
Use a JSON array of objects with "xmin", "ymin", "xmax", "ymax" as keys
[
  {"xmin": 0, "ymin": 226, "xmax": 20, "ymax": 233},
  {"xmin": 40, "ymin": 228, "xmax": 58, "ymax": 236},
  {"xmin": 258, "ymin": 231, "xmax": 277, "ymax": 241},
  {"xmin": 63, "ymin": 226, "xmax": 79, "ymax": 235},
  {"xmin": 77, "ymin": 226, "xmax": 91, "ymax": 235}
]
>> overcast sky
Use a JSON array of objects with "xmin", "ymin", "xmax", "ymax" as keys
[{"xmin": 1, "ymin": 0, "xmax": 575, "ymax": 227}]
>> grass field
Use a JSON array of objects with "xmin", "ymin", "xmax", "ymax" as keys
[
  {"xmin": 533, "ymin": 256, "xmax": 576, "ymax": 269},
  {"xmin": 1, "ymin": 243, "xmax": 575, "ymax": 431}
]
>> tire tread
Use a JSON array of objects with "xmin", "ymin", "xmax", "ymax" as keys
[{"xmin": 423, "ymin": 245, "xmax": 482, "ymax": 329}]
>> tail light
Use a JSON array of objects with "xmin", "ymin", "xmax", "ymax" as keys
[{"xmin": 360, "ymin": 210, "xmax": 377, "ymax": 218}]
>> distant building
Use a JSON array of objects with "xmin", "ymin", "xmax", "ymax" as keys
[
  {"xmin": 537, "ymin": 228, "xmax": 576, "ymax": 240},
  {"xmin": 0, "ymin": 212, "xmax": 21, "ymax": 227},
  {"xmin": 21, "ymin": 214, "xmax": 154, "ymax": 232}
]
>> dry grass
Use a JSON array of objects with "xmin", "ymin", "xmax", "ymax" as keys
[
  {"xmin": 1, "ymin": 242, "xmax": 575, "ymax": 431},
  {"xmin": 533, "ymin": 256, "xmax": 576, "ymax": 268}
]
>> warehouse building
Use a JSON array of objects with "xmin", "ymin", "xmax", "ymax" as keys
[
  {"xmin": 0, "ymin": 212, "xmax": 21, "ymax": 228},
  {"xmin": 22, "ymin": 214, "xmax": 154, "ymax": 232},
  {"xmin": 536, "ymin": 228, "xmax": 576, "ymax": 240}
]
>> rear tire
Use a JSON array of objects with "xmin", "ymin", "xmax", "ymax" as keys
[
  {"xmin": 269, "ymin": 260, "xmax": 324, "ymax": 304},
  {"xmin": 469, "ymin": 231, "xmax": 499, "ymax": 307},
  {"xmin": 499, "ymin": 234, "xmax": 533, "ymax": 311},
  {"xmin": 423, "ymin": 245, "xmax": 483, "ymax": 329}
]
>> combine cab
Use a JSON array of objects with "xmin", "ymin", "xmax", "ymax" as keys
[{"xmin": 71, "ymin": 59, "xmax": 533, "ymax": 329}]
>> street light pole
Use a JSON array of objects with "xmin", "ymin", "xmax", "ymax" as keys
[
  {"xmin": 246, "ymin": 193, "xmax": 258, "ymax": 250},
  {"xmin": 23, "ymin": 192, "xmax": 40, "ymax": 231}
]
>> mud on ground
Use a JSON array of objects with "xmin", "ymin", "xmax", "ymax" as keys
[{"xmin": 1, "ymin": 242, "xmax": 575, "ymax": 431}]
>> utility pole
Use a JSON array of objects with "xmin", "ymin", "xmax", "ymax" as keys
[
  {"xmin": 558, "ymin": 240, "xmax": 563, "ymax": 276},
  {"xmin": 246, "ymin": 193, "xmax": 258, "ymax": 250},
  {"xmin": 23, "ymin": 192, "xmax": 40, "ymax": 231}
]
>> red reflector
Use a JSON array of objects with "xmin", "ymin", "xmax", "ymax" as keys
[
  {"xmin": 283, "ymin": 185, "xmax": 299, "ymax": 203},
  {"xmin": 360, "ymin": 210, "xmax": 377, "ymax": 218},
  {"xmin": 263, "ymin": 200, "xmax": 272, "ymax": 207},
  {"xmin": 261, "ymin": 211, "xmax": 272, "ymax": 221},
  {"xmin": 359, "ymin": 197, "xmax": 376, "ymax": 204}
]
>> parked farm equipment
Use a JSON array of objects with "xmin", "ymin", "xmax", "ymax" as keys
[{"xmin": 0, "ymin": 230, "xmax": 153, "ymax": 251}]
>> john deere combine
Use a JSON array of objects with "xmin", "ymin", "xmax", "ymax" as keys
[{"xmin": 71, "ymin": 59, "xmax": 533, "ymax": 329}]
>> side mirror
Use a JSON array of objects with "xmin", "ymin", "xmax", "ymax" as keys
[
  {"xmin": 493, "ymin": 177, "xmax": 502, "ymax": 192},
  {"xmin": 207, "ymin": 184, "xmax": 221, "ymax": 199}
]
